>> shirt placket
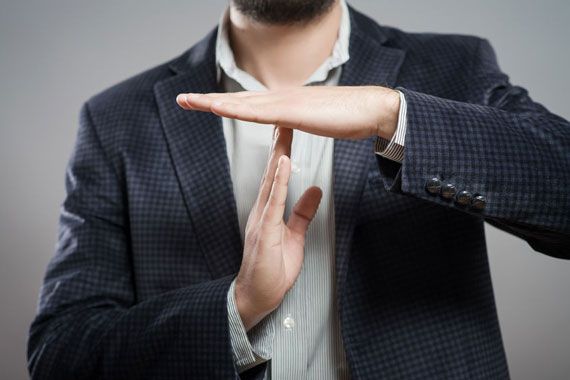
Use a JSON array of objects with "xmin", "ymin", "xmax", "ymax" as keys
[{"xmin": 271, "ymin": 131, "xmax": 309, "ymax": 379}]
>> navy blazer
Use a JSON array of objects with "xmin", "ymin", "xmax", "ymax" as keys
[{"xmin": 28, "ymin": 6, "xmax": 570, "ymax": 380}]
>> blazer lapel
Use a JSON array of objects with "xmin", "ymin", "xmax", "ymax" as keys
[
  {"xmin": 154, "ymin": 29, "xmax": 243, "ymax": 279},
  {"xmin": 335, "ymin": 7, "xmax": 407, "ymax": 311}
]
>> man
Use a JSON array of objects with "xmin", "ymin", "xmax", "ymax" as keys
[{"xmin": 28, "ymin": 0, "xmax": 570, "ymax": 379}]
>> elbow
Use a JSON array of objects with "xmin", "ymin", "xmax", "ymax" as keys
[
  {"xmin": 527, "ymin": 235, "xmax": 570, "ymax": 260},
  {"xmin": 27, "ymin": 319, "xmax": 90, "ymax": 380}
]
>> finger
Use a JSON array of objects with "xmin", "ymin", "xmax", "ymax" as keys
[
  {"xmin": 201, "ymin": 91, "xmax": 267, "ymax": 99},
  {"xmin": 287, "ymin": 186, "xmax": 323, "ymax": 236},
  {"xmin": 253, "ymin": 127, "xmax": 292, "ymax": 220},
  {"xmin": 210, "ymin": 101, "xmax": 260, "ymax": 123},
  {"xmin": 176, "ymin": 94, "xmax": 191, "ymax": 110},
  {"xmin": 178, "ymin": 92, "xmax": 301, "ymax": 131},
  {"xmin": 261, "ymin": 155, "xmax": 291, "ymax": 227},
  {"xmin": 210, "ymin": 100, "xmax": 281, "ymax": 125},
  {"xmin": 176, "ymin": 91, "xmax": 271, "ymax": 111},
  {"xmin": 176, "ymin": 93, "xmax": 217, "ymax": 112},
  {"xmin": 210, "ymin": 97, "xmax": 314, "ymax": 136}
]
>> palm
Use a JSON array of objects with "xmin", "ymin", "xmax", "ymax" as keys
[{"xmin": 248, "ymin": 181, "xmax": 321, "ymax": 308}]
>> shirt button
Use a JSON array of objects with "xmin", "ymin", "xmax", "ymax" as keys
[
  {"xmin": 282, "ymin": 315, "xmax": 295, "ymax": 330},
  {"xmin": 291, "ymin": 161, "xmax": 301, "ymax": 174}
]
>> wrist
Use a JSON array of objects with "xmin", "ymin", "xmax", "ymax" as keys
[
  {"xmin": 375, "ymin": 88, "xmax": 400, "ymax": 140},
  {"xmin": 235, "ymin": 281, "xmax": 272, "ymax": 331}
]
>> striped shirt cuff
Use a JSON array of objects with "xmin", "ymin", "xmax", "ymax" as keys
[
  {"xmin": 375, "ymin": 90, "xmax": 407, "ymax": 163},
  {"xmin": 227, "ymin": 279, "xmax": 275, "ymax": 373}
]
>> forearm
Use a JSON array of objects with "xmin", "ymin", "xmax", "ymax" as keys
[
  {"xmin": 375, "ymin": 87, "xmax": 570, "ymax": 257},
  {"xmin": 29, "ymin": 276, "xmax": 236, "ymax": 379}
]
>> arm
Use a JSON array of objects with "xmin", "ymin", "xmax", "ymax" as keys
[
  {"xmin": 27, "ymin": 104, "xmax": 237, "ymax": 379},
  {"xmin": 176, "ymin": 39, "xmax": 570, "ymax": 259},
  {"xmin": 376, "ymin": 39, "xmax": 570, "ymax": 258}
]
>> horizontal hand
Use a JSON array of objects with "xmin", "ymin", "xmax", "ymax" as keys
[{"xmin": 176, "ymin": 86, "xmax": 400, "ymax": 140}]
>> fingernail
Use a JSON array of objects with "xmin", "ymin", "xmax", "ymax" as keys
[{"xmin": 176, "ymin": 94, "xmax": 187, "ymax": 103}]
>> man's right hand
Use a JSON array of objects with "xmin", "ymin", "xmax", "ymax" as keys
[{"xmin": 235, "ymin": 127, "xmax": 323, "ymax": 331}]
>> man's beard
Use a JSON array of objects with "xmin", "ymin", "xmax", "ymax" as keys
[{"xmin": 231, "ymin": 0, "xmax": 336, "ymax": 25}]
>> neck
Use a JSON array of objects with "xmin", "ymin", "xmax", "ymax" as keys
[{"xmin": 227, "ymin": 0, "xmax": 342, "ymax": 90}]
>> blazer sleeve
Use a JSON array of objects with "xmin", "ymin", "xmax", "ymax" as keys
[
  {"xmin": 375, "ymin": 38, "xmax": 570, "ymax": 259},
  {"xmin": 27, "ymin": 103, "xmax": 239, "ymax": 379}
]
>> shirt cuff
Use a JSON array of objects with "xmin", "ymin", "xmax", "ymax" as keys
[
  {"xmin": 227, "ymin": 278, "xmax": 275, "ymax": 373},
  {"xmin": 375, "ymin": 90, "xmax": 407, "ymax": 163}
]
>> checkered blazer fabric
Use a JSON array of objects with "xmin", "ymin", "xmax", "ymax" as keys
[{"xmin": 28, "ymin": 5, "xmax": 570, "ymax": 380}]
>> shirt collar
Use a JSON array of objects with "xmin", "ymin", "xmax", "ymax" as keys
[{"xmin": 215, "ymin": 0, "xmax": 351, "ymax": 90}]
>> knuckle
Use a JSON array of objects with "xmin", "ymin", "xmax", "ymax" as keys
[
  {"xmin": 269, "ymin": 192, "xmax": 285, "ymax": 208},
  {"xmin": 245, "ymin": 233, "xmax": 257, "ymax": 248},
  {"xmin": 245, "ymin": 222, "xmax": 262, "ymax": 244},
  {"xmin": 258, "ymin": 223, "xmax": 269, "ymax": 237},
  {"xmin": 292, "ymin": 207, "xmax": 311, "ymax": 222},
  {"xmin": 247, "ymin": 104, "xmax": 259, "ymax": 122},
  {"xmin": 256, "ymin": 236, "xmax": 267, "ymax": 249}
]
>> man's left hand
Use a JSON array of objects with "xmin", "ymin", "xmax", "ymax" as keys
[{"xmin": 176, "ymin": 86, "xmax": 400, "ymax": 140}]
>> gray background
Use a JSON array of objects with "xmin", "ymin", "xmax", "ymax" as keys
[{"xmin": 1, "ymin": 0, "xmax": 568, "ymax": 378}]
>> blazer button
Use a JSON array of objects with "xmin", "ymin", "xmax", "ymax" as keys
[
  {"xmin": 471, "ymin": 195, "xmax": 487, "ymax": 210},
  {"xmin": 425, "ymin": 177, "xmax": 442, "ymax": 195},
  {"xmin": 440, "ymin": 183, "xmax": 457, "ymax": 199},
  {"xmin": 455, "ymin": 190, "xmax": 472, "ymax": 206}
]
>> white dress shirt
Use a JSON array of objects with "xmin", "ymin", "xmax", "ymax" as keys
[{"xmin": 216, "ymin": 1, "xmax": 408, "ymax": 378}]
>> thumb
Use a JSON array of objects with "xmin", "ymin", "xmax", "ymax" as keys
[{"xmin": 287, "ymin": 186, "xmax": 323, "ymax": 236}]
